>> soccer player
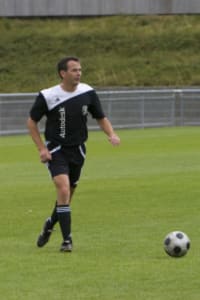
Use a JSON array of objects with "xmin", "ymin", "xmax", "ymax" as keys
[{"xmin": 27, "ymin": 56, "xmax": 120, "ymax": 252}]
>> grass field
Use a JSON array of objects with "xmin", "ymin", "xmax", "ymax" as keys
[{"xmin": 1, "ymin": 127, "xmax": 200, "ymax": 299}]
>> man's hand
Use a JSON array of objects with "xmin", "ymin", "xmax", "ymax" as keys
[
  {"xmin": 108, "ymin": 134, "xmax": 120, "ymax": 146},
  {"xmin": 39, "ymin": 147, "xmax": 52, "ymax": 163}
]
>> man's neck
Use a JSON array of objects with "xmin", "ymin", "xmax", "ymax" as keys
[{"xmin": 60, "ymin": 83, "xmax": 78, "ymax": 92}]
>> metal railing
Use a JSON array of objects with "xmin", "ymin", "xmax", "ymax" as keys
[
  {"xmin": 0, "ymin": 88, "xmax": 200, "ymax": 136},
  {"xmin": 0, "ymin": 0, "xmax": 199, "ymax": 17}
]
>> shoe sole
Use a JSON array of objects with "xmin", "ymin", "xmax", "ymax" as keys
[{"xmin": 60, "ymin": 245, "xmax": 72, "ymax": 252}]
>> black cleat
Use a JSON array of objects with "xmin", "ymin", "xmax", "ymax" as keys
[
  {"xmin": 60, "ymin": 240, "xmax": 73, "ymax": 252},
  {"xmin": 37, "ymin": 218, "xmax": 53, "ymax": 247}
]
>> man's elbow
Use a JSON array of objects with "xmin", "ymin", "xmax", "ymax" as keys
[{"xmin": 27, "ymin": 117, "xmax": 36, "ymax": 130}]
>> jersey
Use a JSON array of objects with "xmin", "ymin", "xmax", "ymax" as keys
[{"xmin": 29, "ymin": 83, "xmax": 105, "ymax": 147}]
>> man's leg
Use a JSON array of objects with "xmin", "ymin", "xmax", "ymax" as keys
[
  {"xmin": 46, "ymin": 187, "xmax": 75, "ymax": 225},
  {"xmin": 49, "ymin": 186, "xmax": 76, "ymax": 226},
  {"xmin": 36, "ymin": 185, "xmax": 76, "ymax": 248},
  {"xmin": 53, "ymin": 174, "xmax": 73, "ymax": 252},
  {"xmin": 36, "ymin": 147, "xmax": 83, "ymax": 250}
]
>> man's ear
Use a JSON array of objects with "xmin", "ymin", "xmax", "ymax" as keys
[{"xmin": 60, "ymin": 70, "xmax": 66, "ymax": 79}]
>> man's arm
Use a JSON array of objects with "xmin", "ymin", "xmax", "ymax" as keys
[
  {"xmin": 96, "ymin": 117, "xmax": 120, "ymax": 146},
  {"xmin": 27, "ymin": 117, "xmax": 52, "ymax": 163}
]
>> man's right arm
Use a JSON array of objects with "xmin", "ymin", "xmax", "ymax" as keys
[{"xmin": 27, "ymin": 117, "xmax": 52, "ymax": 163}]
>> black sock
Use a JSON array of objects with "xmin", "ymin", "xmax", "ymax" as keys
[
  {"xmin": 56, "ymin": 205, "xmax": 71, "ymax": 242},
  {"xmin": 50, "ymin": 202, "xmax": 58, "ymax": 227}
]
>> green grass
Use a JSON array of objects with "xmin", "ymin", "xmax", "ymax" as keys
[
  {"xmin": 1, "ymin": 15, "xmax": 200, "ymax": 92},
  {"xmin": 1, "ymin": 127, "xmax": 200, "ymax": 299}
]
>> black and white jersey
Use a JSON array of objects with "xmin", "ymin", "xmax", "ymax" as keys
[{"xmin": 29, "ymin": 83, "xmax": 105, "ymax": 147}]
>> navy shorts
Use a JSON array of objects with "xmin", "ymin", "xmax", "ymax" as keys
[{"xmin": 46, "ymin": 143, "xmax": 86, "ymax": 188}]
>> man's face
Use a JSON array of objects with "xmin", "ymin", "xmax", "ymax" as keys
[{"xmin": 61, "ymin": 60, "xmax": 82, "ymax": 87}]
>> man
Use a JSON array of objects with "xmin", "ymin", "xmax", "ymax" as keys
[{"xmin": 27, "ymin": 56, "xmax": 120, "ymax": 252}]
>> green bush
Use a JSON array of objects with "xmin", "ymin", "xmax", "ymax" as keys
[{"xmin": 0, "ymin": 15, "xmax": 200, "ymax": 92}]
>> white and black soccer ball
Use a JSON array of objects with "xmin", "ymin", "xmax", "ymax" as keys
[{"xmin": 164, "ymin": 231, "xmax": 190, "ymax": 258}]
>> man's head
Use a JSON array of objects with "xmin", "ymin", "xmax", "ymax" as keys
[
  {"xmin": 57, "ymin": 57, "xmax": 80, "ymax": 76},
  {"xmin": 57, "ymin": 57, "xmax": 82, "ymax": 90}
]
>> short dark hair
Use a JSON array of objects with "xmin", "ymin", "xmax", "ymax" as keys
[{"xmin": 57, "ymin": 56, "xmax": 80, "ymax": 78}]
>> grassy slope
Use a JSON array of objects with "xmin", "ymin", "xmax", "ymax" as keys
[
  {"xmin": 0, "ymin": 127, "xmax": 200, "ymax": 299},
  {"xmin": 0, "ymin": 15, "xmax": 200, "ymax": 92}
]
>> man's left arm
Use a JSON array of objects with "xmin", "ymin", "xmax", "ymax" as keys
[{"xmin": 97, "ymin": 117, "xmax": 120, "ymax": 146}]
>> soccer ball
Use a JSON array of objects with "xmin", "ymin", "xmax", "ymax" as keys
[{"xmin": 163, "ymin": 231, "xmax": 190, "ymax": 258}]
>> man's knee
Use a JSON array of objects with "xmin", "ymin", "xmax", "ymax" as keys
[
  {"xmin": 53, "ymin": 174, "xmax": 71, "ymax": 202},
  {"xmin": 59, "ymin": 185, "xmax": 70, "ymax": 197}
]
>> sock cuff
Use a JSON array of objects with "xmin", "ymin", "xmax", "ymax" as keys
[{"xmin": 56, "ymin": 205, "xmax": 71, "ymax": 214}]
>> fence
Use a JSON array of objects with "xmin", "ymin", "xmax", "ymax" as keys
[
  {"xmin": 0, "ymin": 88, "xmax": 200, "ymax": 136},
  {"xmin": 0, "ymin": 0, "xmax": 200, "ymax": 17}
]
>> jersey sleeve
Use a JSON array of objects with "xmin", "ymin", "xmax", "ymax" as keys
[
  {"xmin": 88, "ymin": 90, "xmax": 105, "ymax": 119},
  {"xmin": 29, "ymin": 93, "xmax": 48, "ymax": 122}
]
